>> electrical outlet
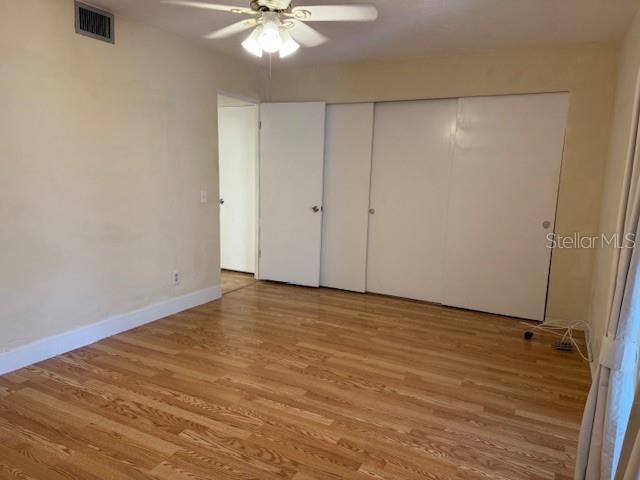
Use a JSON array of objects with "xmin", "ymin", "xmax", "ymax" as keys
[
  {"xmin": 200, "ymin": 190, "xmax": 208, "ymax": 204},
  {"xmin": 172, "ymin": 271, "xmax": 180, "ymax": 286}
]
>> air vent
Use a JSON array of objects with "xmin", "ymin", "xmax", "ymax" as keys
[{"xmin": 75, "ymin": 1, "xmax": 114, "ymax": 44}]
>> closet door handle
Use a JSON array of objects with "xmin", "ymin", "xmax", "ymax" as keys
[
  {"xmin": 369, "ymin": 208, "xmax": 376, "ymax": 215},
  {"xmin": 312, "ymin": 206, "xmax": 320, "ymax": 213}
]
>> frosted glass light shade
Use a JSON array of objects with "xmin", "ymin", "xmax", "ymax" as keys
[
  {"xmin": 279, "ymin": 30, "xmax": 300, "ymax": 58},
  {"xmin": 259, "ymin": 18, "xmax": 283, "ymax": 53},
  {"xmin": 242, "ymin": 27, "xmax": 263, "ymax": 57}
]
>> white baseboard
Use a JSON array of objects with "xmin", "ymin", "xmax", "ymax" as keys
[{"xmin": 0, "ymin": 286, "xmax": 221, "ymax": 376}]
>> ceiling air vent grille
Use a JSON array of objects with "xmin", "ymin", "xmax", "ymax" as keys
[{"xmin": 75, "ymin": 1, "xmax": 114, "ymax": 44}]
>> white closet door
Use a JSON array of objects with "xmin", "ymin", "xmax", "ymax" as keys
[
  {"xmin": 321, "ymin": 103, "xmax": 374, "ymax": 292},
  {"xmin": 442, "ymin": 93, "xmax": 569, "ymax": 321},
  {"xmin": 367, "ymin": 99, "xmax": 458, "ymax": 302},
  {"xmin": 259, "ymin": 102, "xmax": 326, "ymax": 287},
  {"xmin": 219, "ymin": 105, "xmax": 258, "ymax": 273}
]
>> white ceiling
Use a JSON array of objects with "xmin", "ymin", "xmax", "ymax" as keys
[{"xmin": 94, "ymin": 0, "xmax": 640, "ymax": 64}]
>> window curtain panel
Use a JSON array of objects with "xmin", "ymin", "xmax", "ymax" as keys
[
  {"xmin": 575, "ymin": 83, "xmax": 640, "ymax": 479},
  {"xmin": 618, "ymin": 393, "xmax": 639, "ymax": 479}
]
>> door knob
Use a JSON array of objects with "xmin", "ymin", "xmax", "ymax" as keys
[
  {"xmin": 220, "ymin": 198, "xmax": 225, "ymax": 205},
  {"xmin": 542, "ymin": 220, "xmax": 551, "ymax": 229},
  {"xmin": 312, "ymin": 206, "xmax": 320, "ymax": 213},
  {"xmin": 369, "ymin": 208, "xmax": 376, "ymax": 215}
]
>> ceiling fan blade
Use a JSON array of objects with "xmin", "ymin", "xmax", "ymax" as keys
[
  {"xmin": 291, "ymin": 4, "xmax": 378, "ymax": 22},
  {"xmin": 204, "ymin": 19, "xmax": 256, "ymax": 39},
  {"xmin": 162, "ymin": 1, "xmax": 255, "ymax": 15},
  {"xmin": 288, "ymin": 20, "xmax": 328, "ymax": 47}
]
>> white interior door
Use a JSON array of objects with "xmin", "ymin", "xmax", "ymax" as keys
[
  {"xmin": 259, "ymin": 102, "xmax": 326, "ymax": 287},
  {"xmin": 442, "ymin": 93, "xmax": 569, "ymax": 321},
  {"xmin": 367, "ymin": 99, "xmax": 458, "ymax": 302},
  {"xmin": 321, "ymin": 103, "xmax": 374, "ymax": 292},
  {"xmin": 218, "ymin": 105, "xmax": 258, "ymax": 273}
]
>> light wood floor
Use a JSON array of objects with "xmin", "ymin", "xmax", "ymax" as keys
[
  {"xmin": 0, "ymin": 282, "xmax": 590, "ymax": 479},
  {"xmin": 221, "ymin": 270, "xmax": 256, "ymax": 294}
]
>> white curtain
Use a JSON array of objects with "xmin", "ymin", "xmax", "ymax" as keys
[
  {"xmin": 575, "ymin": 92, "xmax": 640, "ymax": 479},
  {"xmin": 620, "ymin": 400, "xmax": 639, "ymax": 479}
]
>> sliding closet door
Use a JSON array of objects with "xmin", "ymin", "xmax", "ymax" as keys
[
  {"xmin": 442, "ymin": 93, "xmax": 569, "ymax": 321},
  {"xmin": 259, "ymin": 102, "xmax": 326, "ymax": 287},
  {"xmin": 367, "ymin": 99, "xmax": 457, "ymax": 302},
  {"xmin": 321, "ymin": 103, "xmax": 374, "ymax": 292}
]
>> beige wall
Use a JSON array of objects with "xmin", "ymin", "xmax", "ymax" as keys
[
  {"xmin": 589, "ymin": 11, "xmax": 640, "ymax": 368},
  {"xmin": 0, "ymin": 0, "xmax": 260, "ymax": 352},
  {"xmin": 267, "ymin": 43, "xmax": 618, "ymax": 325}
]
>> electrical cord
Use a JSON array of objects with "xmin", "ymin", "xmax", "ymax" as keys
[{"xmin": 522, "ymin": 319, "xmax": 593, "ymax": 362}]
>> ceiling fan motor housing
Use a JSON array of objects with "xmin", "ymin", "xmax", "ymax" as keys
[{"xmin": 254, "ymin": 0, "xmax": 292, "ymax": 12}]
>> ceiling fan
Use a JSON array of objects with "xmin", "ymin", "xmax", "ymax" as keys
[{"xmin": 162, "ymin": 0, "xmax": 378, "ymax": 58}]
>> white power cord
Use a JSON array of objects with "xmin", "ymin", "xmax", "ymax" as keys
[{"xmin": 522, "ymin": 319, "xmax": 593, "ymax": 362}]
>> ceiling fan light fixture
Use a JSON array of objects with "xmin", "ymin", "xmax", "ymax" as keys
[
  {"xmin": 279, "ymin": 30, "xmax": 300, "ymax": 58},
  {"xmin": 172, "ymin": 1, "xmax": 379, "ymax": 59},
  {"xmin": 242, "ymin": 26, "xmax": 263, "ymax": 57}
]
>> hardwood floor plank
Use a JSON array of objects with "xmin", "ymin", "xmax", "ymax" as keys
[
  {"xmin": 221, "ymin": 270, "xmax": 257, "ymax": 295},
  {"xmin": 0, "ymin": 282, "xmax": 590, "ymax": 479}
]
